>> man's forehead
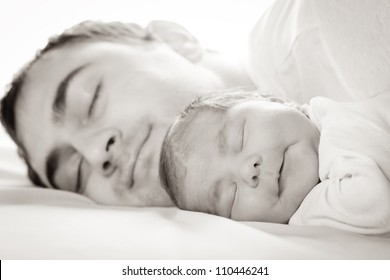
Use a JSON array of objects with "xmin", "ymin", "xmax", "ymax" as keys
[
  {"xmin": 23, "ymin": 40, "xmax": 153, "ymax": 92},
  {"xmin": 18, "ymin": 43, "xmax": 102, "ymax": 124},
  {"xmin": 27, "ymin": 44, "xmax": 91, "ymax": 82}
]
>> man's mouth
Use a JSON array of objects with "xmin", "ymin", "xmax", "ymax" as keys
[{"xmin": 124, "ymin": 124, "xmax": 153, "ymax": 188}]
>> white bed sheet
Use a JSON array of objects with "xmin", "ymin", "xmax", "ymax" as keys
[
  {"xmin": 1, "ymin": 124, "xmax": 390, "ymax": 259},
  {"xmin": 1, "ymin": 126, "xmax": 390, "ymax": 259},
  {"xmin": 1, "ymin": 189, "xmax": 390, "ymax": 259}
]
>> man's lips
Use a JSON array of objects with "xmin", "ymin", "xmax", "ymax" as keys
[{"xmin": 123, "ymin": 124, "xmax": 153, "ymax": 188}]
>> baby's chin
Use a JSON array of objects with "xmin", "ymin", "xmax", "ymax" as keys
[
  {"xmin": 231, "ymin": 193, "xmax": 310, "ymax": 224},
  {"xmin": 231, "ymin": 203, "xmax": 293, "ymax": 224},
  {"xmin": 275, "ymin": 169, "xmax": 318, "ymax": 222}
]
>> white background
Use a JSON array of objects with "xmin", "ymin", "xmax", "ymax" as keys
[{"xmin": 0, "ymin": 0, "xmax": 273, "ymax": 97}]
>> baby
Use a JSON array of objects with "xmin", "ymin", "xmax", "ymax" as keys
[{"xmin": 159, "ymin": 89, "xmax": 390, "ymax": 235}]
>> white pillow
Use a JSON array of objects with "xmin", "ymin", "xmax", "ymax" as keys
[{"xmin": 0, "ymin": 126, "xmax": 30, "ymax": 188}]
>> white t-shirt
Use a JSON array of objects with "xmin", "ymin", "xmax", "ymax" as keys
[
  {"xmin": 289, "ymin": 94, "xmax": 390, "ymax": 235},
  {"xmin": 247, "ymin": 0, "xmax": 390, "ymax": 104}
]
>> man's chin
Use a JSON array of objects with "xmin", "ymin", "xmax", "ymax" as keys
[
  {"xmin": 124, "ymin": 181, "xmax": 174, "ymax": 207},
  {"xmin": 139, "ymin": 190, "xmax": 174, "ymax": 207},
  {"xmin": 87, "ymin": 182, "xmax": 174, "ymax": 207}
]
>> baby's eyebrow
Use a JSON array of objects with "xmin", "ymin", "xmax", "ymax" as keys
[{"xmin": 217, "ymin": 124, "xmax": 227, "ymax": 156}]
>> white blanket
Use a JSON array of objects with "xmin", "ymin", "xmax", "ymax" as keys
[
  {"xmin": 290, "ymin": 94, "xmax": 390, "ymax": 234},
  {"xmin": 247, "ymin": 0, "xmax": 390, "ymax": 103}
]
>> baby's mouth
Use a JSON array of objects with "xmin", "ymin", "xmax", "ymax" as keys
[{"xmin": 277, "ymin": 148, "xmax": 287, "ymax": 197}]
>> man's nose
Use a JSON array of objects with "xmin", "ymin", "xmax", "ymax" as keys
[
  {"xmin": 239, "ymin": 155, "xmax": 261, "ymax": 188},
  {"xmin": 71, "ymin": 128, "xmax": 122, "ymax": 176}
]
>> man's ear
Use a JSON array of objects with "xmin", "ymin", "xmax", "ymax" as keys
[{"xmin": 147, "ymin": 20, "xmax": 203, "ymax": 63}]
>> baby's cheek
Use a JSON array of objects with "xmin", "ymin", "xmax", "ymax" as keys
[{"xmin": 231, "ymin": 193, "xmax": 267, "ymax": 221}]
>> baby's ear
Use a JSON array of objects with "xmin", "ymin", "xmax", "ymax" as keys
[{"xmin": 147, "ymin": 20, "xmax": 203, "ymax": 63}]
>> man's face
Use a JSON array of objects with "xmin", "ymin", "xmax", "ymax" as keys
[
  {"xmin": 16, "ymin": 40, "xmax": 224, "ymax": 206},
  {"xmin": 183, "ymin": 100, "xmax": 320, "ymax": 223}
]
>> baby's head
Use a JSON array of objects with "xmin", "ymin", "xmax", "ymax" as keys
[{"xmin": 160, "ymin": 90, "xmax": 320, "ymax": 223}]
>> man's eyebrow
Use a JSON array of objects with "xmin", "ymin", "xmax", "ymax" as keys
[
  {"xmin": 52, "ymin": 64, "xmax": 89, "ymax": 122},
  {"xmin": 45, "ymin": 148, "xmax": 61, "ymax": 189}
]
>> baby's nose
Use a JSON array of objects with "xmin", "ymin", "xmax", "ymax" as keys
[{"xmin": 240, "ymin": 155, "xmax": 261, "ymax": 188}]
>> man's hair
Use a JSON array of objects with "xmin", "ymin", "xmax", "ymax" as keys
[
  {"xmin": 159, "ymin": 88, "xmax": 304, "ymax": 209},
  {"xmin": 0, "ymin": 20, "xmax": 156, "ymax": 187}
]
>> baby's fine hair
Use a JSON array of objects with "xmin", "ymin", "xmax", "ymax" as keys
[
  {"xmin": 0, "ymin": 20, "xmax": 156, "ymax": 188},
  {"xmin": 159, "ymin": 88, "xmax": 304, "ymax": 208}
]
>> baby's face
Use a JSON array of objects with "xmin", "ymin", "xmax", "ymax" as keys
[{"xmin": 183, "ymin": 100, "xmax": 320, "ymax": 223}]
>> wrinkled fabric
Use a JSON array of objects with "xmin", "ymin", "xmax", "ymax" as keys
[
  {"xmin": 247, "ymin": 0, "xmax": 390, "ymax": 104},
  {"xmin": 290, "ymin": 94, "xmax": 390, "ymax": 234}
]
